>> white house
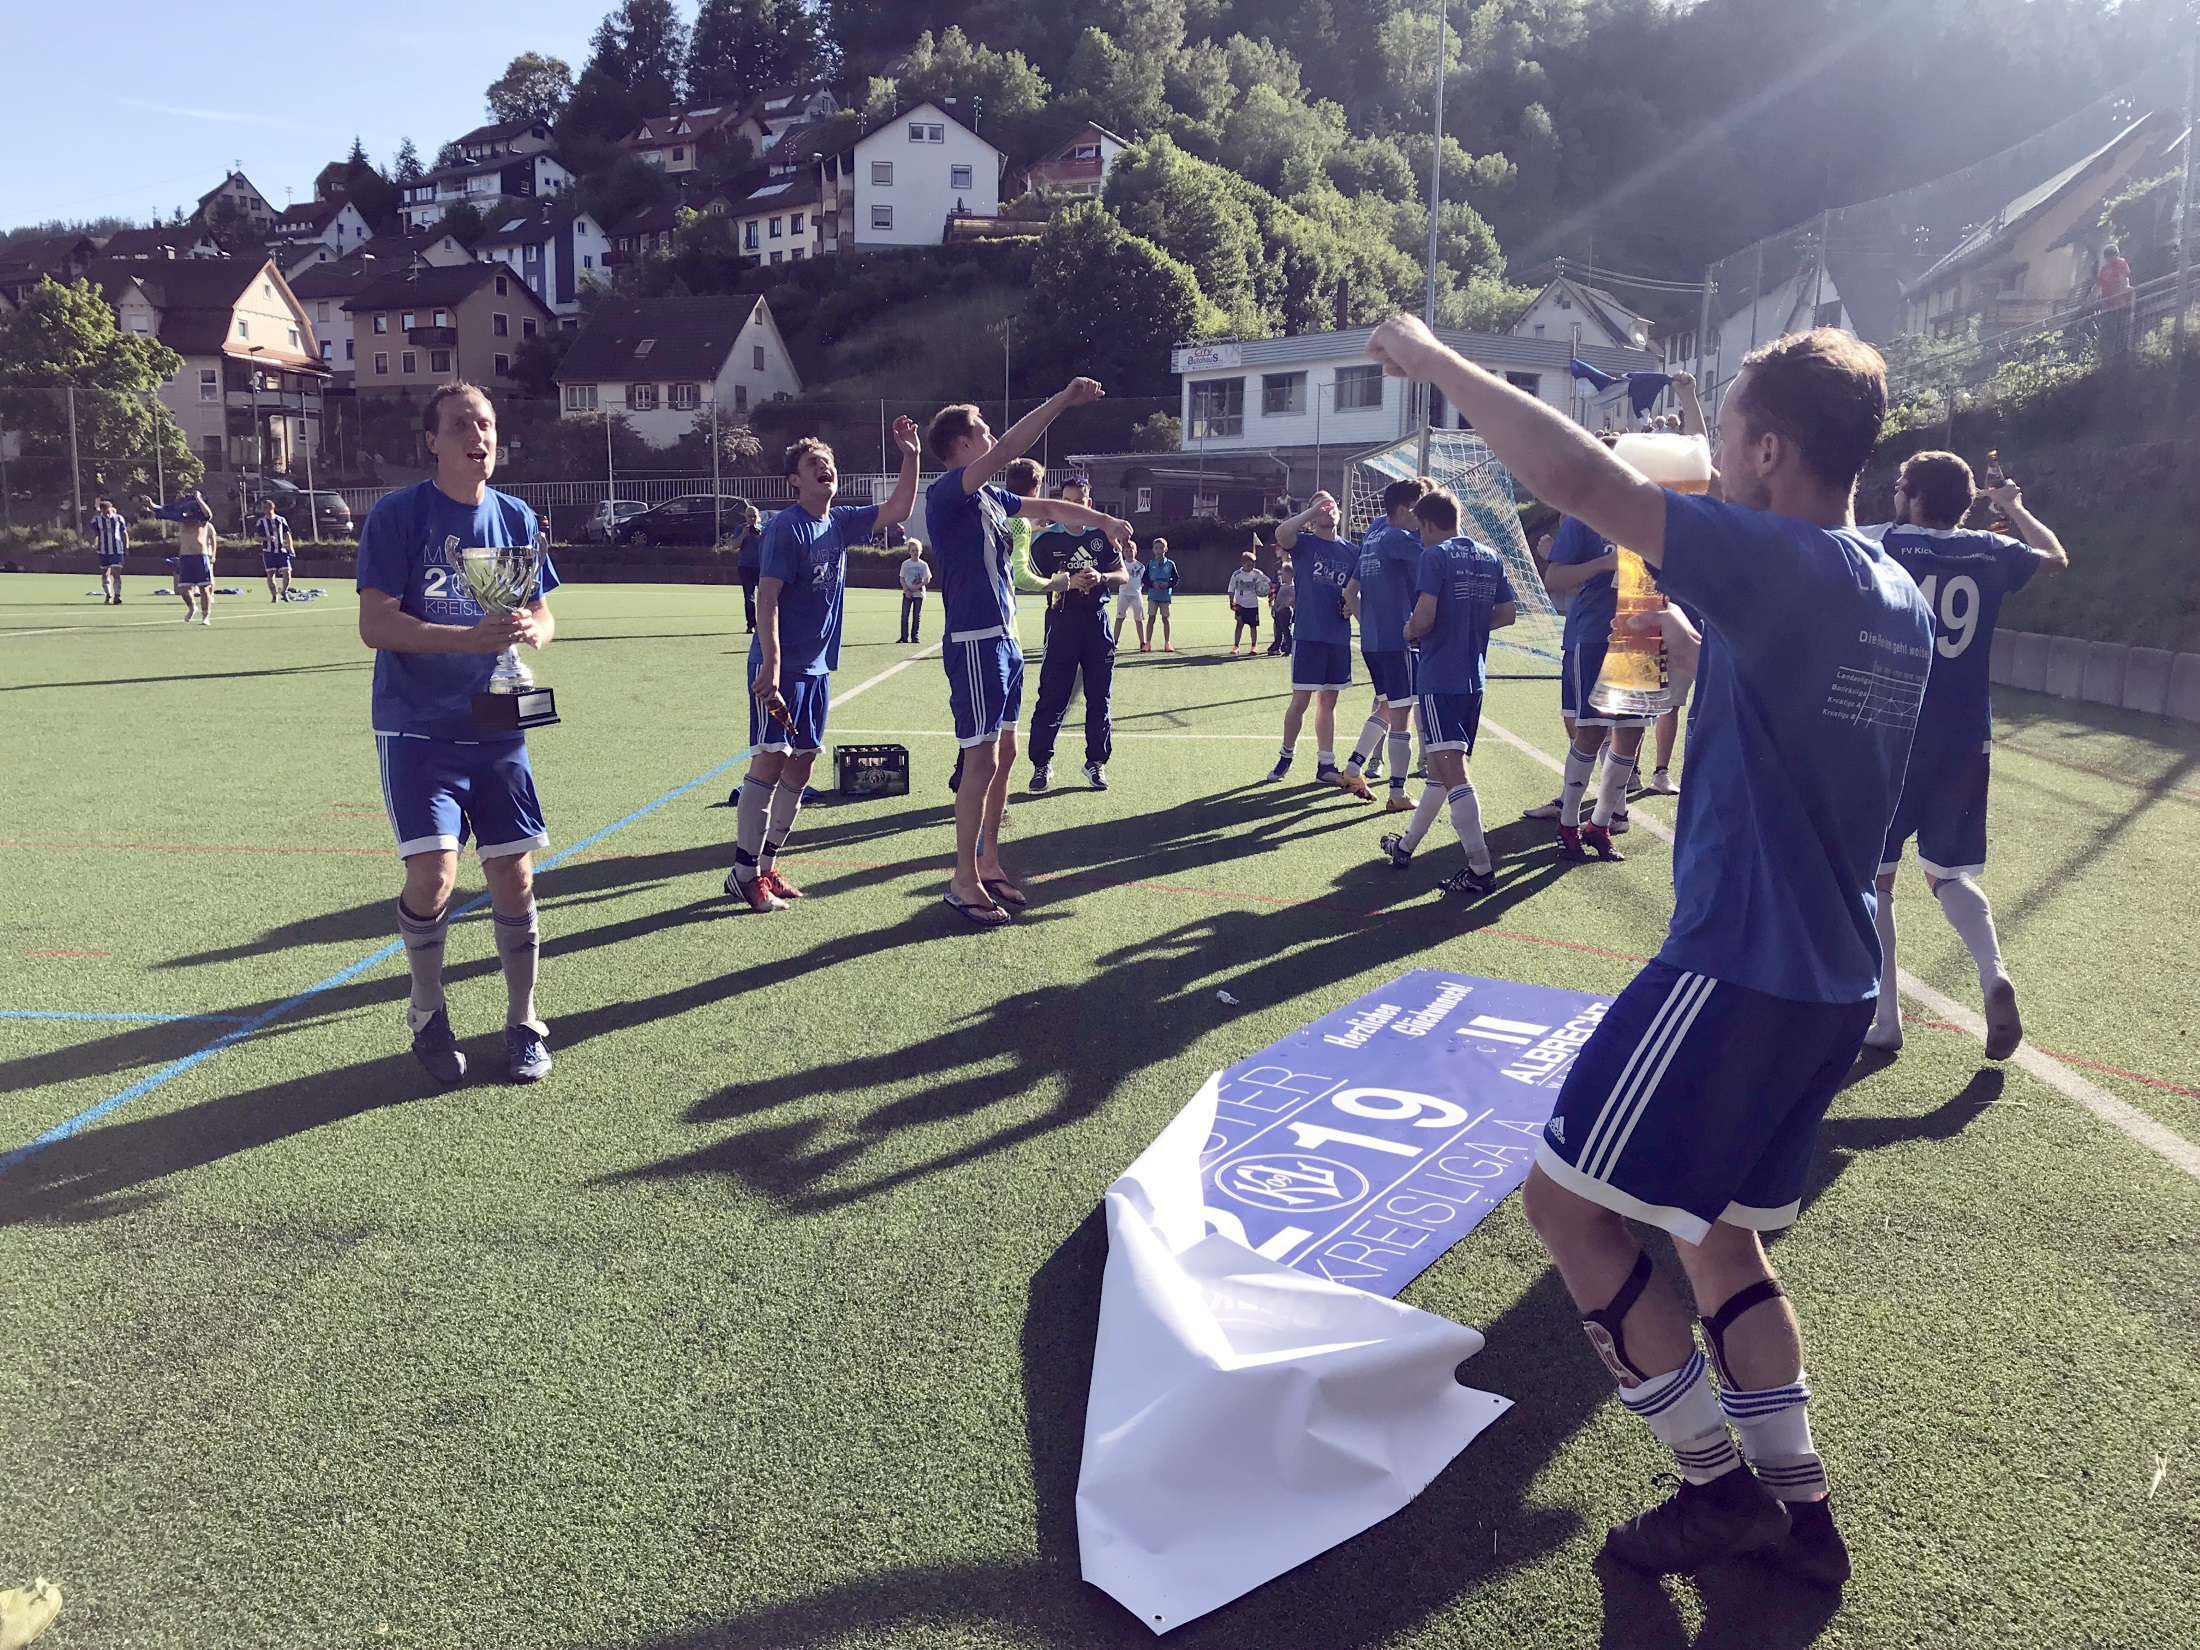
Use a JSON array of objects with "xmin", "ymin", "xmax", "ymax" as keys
[
  {"xmin": 817, "ymin": 101, "xmax": 1001, "ymax": 251},
  {"xmin": 622, "ymin": 106, "xmax": 747, "ymax": 180},
  {"xmin": 1171, "ymin": 326, "xmax": 1661, "ymax": 456},
  {"xmin": 726, "ymin": 175, "xmax": 823, "ymax": 264},
  {"xmin": 268, "ymin": 197, "xmax": 373, "ymax": 257},
  {"xmin": 398, "ymin": 152, "xmax": 574, "ymax": 231},
  {"xmin": 736, "ymin": 83, "xmax": 840, "ymax": 155},
  {"xmin": 1510, "ymin": 276, "xmax": 1653, "ymax": 351},
  {"xmin": 552, "ymin": 294, "xmax": 803, "ymax": 448},
  {"xmin": 474, "ymin": 200, "xmax": 609, "ymax": 319}
]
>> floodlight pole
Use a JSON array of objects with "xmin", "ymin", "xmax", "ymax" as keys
[
  {"xmin": 1696, "ymin": 265, "xmax": 1715, "ymax": 402},
  {"xmin": 1418, "ymin": 0, "xmax": 1448, "ymax": 475},
  {"xmin": 66, "ymin": 387, "xmax": 83, "ymax": 534},
  {"xmin": 712, "ymin": 396, "xmax": 722, "ymax": 545},
  {"xmin": 2177, "ymin": 25, "xmax": 2197, "ymax": 358}
]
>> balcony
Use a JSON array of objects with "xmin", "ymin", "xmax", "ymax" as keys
[{"xmin": 407, "ymin": 327, "xmax": 459, "ymax": 348}]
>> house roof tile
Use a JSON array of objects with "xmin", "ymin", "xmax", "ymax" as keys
[{"xmin": 553, "ymin": 294, "xmax": 764, "ymax": 384}]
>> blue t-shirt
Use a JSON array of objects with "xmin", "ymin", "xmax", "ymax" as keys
[
  {"xmin": 355, "ymin": 480, "xmax": 561, "ymax": 741},
  {"xmin": 1655, "ymin": 492, "xmax": 1934, "ymax": 1003},
  {"xmin": 1413, "ymin": 537, "xmax": 1517, "ymax": 694},
  {"xmin": 1355, "ymin": 523, "xmax": 1422, "ymax": 655},
  {"xmin": 1292, "ymin": 536, "xmax": 1358, "ymax": 647},
  {"xmin": 925, "ymin": 468, "xmax": 1022, "ymax": 640},
  {"xmin": 737, "ymin": 527, "xmax": 764, "ymax": 573},
  {"xmin": 1142, "ymin": 555, "xmax": 1178, "ymax": 595},
  {"xmin": 1871, "ymin": 524, "xmax": 2044, "ymax": 750},
  {"xmin": 256, "ymin": 515, "xmax": 292, "ymax": 554},
  {"xmin": 751, "ymin": 501, "xmax": 878, "ymax": 681},
  {"xmin": 1549, "ymin": 515, "xmax": 1616, "ymax": 651}
]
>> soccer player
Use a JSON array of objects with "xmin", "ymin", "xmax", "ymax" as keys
[
  {"xmin": 1114, "ymin": 535, "xmax": 1147, "ymax": 644},
  {"xmin": 1861, "ymin": 450, "xmax": 2066, "ymax": 1058},
  {"xmin": 1140, "ymin": 536, "xmax": 1179, "ymax": 652},
  {"xmin": 141, "ymin": 487, "xmax": 218, "ymax": 624},
  {"xmin": 1333, "ymin": 478, "xmax": 1429, "ymax": 809},
  {"xmin": 729, "ymin": 421, "xmax": 923, "ymax": 912},
  {"xmin": 1267, "ymin": 550, "xmax": 1294, "ymax": 655},
  {"xmin": 1225, "ymin": 549, "xmax": 1269, "ymax": 654},
  {"xmin": 925, "ymin": 384, "xmax": 1132, "ymax": 927},
  {"xmin": 1027, "ymin": 482, "xmax": 1129, "ymax": 793},
  {"xmin": 1542, "ymin": 504, "xmax": 1651, "ymax": 859},
  {"xmin": 898, "ymin": 536, "xmax": 931, "ymax": 644},
  {"xmin": 1264, "ymin": 493, "xmax": 1365, "ymax": 792},
  {"xmin": 356, "ymin": 382, "xmax": 561, "ymax": 1085},
  {"xmin": 88, "ymin": 497, "xmax": 128, "ymax": 604},
  {"xmin": 256, "ymin": 498, "xmax": 296, "ymax": 603},
  {"xmin": 1379, "ymin": 487, "xmax": 1516, "ymax": 896},
  {"xmin": 1370, "ymin": 315, "xmax": 1932, "ymax": 1587}
]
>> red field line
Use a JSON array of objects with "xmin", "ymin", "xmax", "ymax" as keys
[
  {"xmin": 1901, "ymin": 1011, "xmax": 2199, "ymax": 1099},
  {"xmin": 1997, "ymin": 741, "xmax": 2200, "ymax": 805}
]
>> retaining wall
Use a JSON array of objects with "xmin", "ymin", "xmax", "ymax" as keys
[{"xmin": 1992, "ymin": 630, "xmax": 2200, "ymax": 722}]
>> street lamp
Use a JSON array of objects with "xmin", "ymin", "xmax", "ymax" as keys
[{"xmin": 247, "ymin": 344, "xmax": 265, "ymax": 527}]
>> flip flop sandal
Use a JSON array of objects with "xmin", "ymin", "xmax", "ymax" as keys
[
  {"xmin": 981, "ymin": 879, "xmax": 1028, "ymax": 909},
  {"xmin": 943, "ymin": 890, "xmax": 1012, "ymax": 928}
]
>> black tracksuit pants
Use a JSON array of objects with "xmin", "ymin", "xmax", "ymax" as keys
[{"xmin": 1029, "ymin": 609, "xmax": 1115, "ymax": 770}]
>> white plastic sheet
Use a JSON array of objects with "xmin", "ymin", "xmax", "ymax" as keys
[{"xmin": 1076, "ymin": 1077, "xmax": 1512, "ymax": 1634}]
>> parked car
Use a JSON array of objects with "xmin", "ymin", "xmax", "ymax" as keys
[
  {"xmin": 243, "ymin": 477, "xmax": 354, "ymax": 539},
  {"xmin": 614, "ymin": 495, "xmax": 754, "ymax": 548},
  {"xmin": 582, "ymin": 499, "xmax": 650, "ymax": 544}
]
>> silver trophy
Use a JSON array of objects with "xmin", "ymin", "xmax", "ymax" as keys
[{"xmin": 456, "ymin": 536, "xmax": 560, "ymax": 728}]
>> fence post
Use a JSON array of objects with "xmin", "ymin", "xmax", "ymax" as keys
[
  {"xmin": 66, "ymin": 386, "xmax": 84, "ymax": 534},
  {"xmin": 2177, "ymin": 25, "xmax": 2196, "ymax": 358},
  {"xmin": 151, "ymin": 393, "xmax": 164, "ymax": 537}
]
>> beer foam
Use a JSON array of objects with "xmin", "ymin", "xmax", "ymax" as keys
[{"xmin": 1612, "ymin": 432, "xmax": 1712, "ymax": 490}]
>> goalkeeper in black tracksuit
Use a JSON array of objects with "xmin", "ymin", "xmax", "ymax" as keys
[{"xmin": 1024, "ymin": 478, "xmax": 1128, "ymax": 792}]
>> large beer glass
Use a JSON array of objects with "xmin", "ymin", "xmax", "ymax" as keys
[{"xmin": 1585, "ymin": 432, "xmax": 1712, "ymax": 720}]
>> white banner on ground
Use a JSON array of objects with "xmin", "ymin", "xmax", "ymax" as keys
[{"xmin": 1076, "ymin": 1076, "xmax": 1511, "ymax": 1634}]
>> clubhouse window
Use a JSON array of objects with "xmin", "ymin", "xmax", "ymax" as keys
[
  {"xmin": 1261, "ymin": 372, "xmax": 1306, "ymax": 416},
  {"xmin": 1334, "ymin": 364, "xmax": 1384, "ymax": 411},
  {"xmin": 1190, "ymin": 377, "xmax": 1244, "ymax": 439}
]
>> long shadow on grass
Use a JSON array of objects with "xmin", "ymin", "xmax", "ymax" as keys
[{"xmin": 0, "ymin": 661, "xmax": 369, "ymax": 695}]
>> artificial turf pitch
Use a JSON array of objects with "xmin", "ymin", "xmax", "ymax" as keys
[{"xmin": 1, "ymin": 574, "xmax": 2196, "ymax": 1650}]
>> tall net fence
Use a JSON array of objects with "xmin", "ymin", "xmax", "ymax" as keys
[
  {"xmin": 1697, "ymin": 58, "xmax": 2194, "ymax": 408},
  {"xmin": 1346, "ymin": 430, "xmax": 1562, "ymax": 676}
]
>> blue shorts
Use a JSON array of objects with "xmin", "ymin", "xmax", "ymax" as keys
[
  {"xmin": 1882, "ymin": 730, "xmax": 1990, "ymax": 878},
  {"xmin": 751, "ymin": 673, "xmax": 830, "ymax": 755},
  {"xmin": 98, "ymin": 550, "xmax": 127, "ymax": 568},
  {"xmin": 1364, "ymin": 650, "xmax": 1414, "ymax": 705},
  {"xmin": 1561, "ymin": 640, "xmax": 1656, "ymax": 728},
  {"xmin": 376, "ymin": 734, "xmax": 548, "ymax": 861},
  {"xmin": 174, "ymin": 555, "xmax": 213, "ymax": 587},
  {"xmin": 1536, "ymin": 960, "xmax": 1873, "ymax": 1243},
  {"xmin": 1290, "ymin": 638, "xmax": 1353, "ymax": 693},
  {"xmin": 262, "ymin": 551, "xmax": 293, "ymax": 571},
  {"xmin": 946, "ymin": 633, "xmax": 1025, "ymax": 746},
  {"xmin": 1418, "ymin": 690, "xmax": 1483, "ymax": 754}
]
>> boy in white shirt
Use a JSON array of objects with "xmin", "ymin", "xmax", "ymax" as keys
[
  {"xmin": 898, "ymin": 538, "xmax": 931, "ymax": 644},
  {"xmin": 1226, "ymin": 549, "xmax": 1271, "ymax": 655}
]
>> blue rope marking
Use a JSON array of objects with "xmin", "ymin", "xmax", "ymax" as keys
[
  {"xmin": 0, "ymin": 750, "xmax": 752, "ymax": 1176},
  {"xmin": 0, "ymin": 1011, "xmax": 253, "ymax": 1025}
]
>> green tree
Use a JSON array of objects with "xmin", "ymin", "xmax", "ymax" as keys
[
  {"xmin": 434, "ymin": 203, "xmax": 485, "ymax": 247},
  {"xmin": 392, "ymin": 138, "xmax": 424, "ymax": 184},
  {"xmin": 898, "ymin": 26, "xmax": 1052, "ymax": 122},
  {"xmin": 1027, "ymin": 199, "xmax": 1211, "ymax": 393},
  {"xmin": 202, "ymin": 196, "xmax": 264, "ymax": 257},
  {"xmin": 555, "ymin": 67, "xmax": 645, "ymax": 177},
  {"xmin": 486, "ymin": 52, "xmax": 575, "ymax": 124},
  {"xmin": 0, "ymin": 277, "xmax": 197, "ymax": 521},
  {"xmin": 687, "ymin": 0, "xmax": 829, "ymax": 108},
  {"xmin": 578, "ymin": 153, "xmax": 673, "ymax": 234},
  {"xmin": 585, "ymin": 0, "xmax": 690, "ymax": 109},
  {"xmin": 1105, "ymin": 134, "xmax": 1266, "ymax": 328},
  {"xmin": 338, "ymin": 138, "xmax": 400, "ymax": 234}
]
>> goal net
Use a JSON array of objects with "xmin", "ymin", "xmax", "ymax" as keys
[{"xmin": 1344, "ymin": 429, "xmax": 1561, "ymax": 676}]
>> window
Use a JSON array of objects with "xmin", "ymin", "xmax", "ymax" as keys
[
  {"xmin": 321, "ymin": 340, "xmax": 333, "ymax": 362},
  {"xmin": 672, "ymin": 147, "xmax": 686, "ymax": 162},
  {"xmin": 1075, "ymin": 144, "xmax": 1101, "ymax": 161},
  {"xmin": 236, "ymin": 318, "xmax": 249, "ymax": 340},
  {"xmin": 770, "ymin": 250, "xmax": 783, "ymax": 264},
  {"xmin": 951, "ymin": 164, "xmax": 973, "ymax": 190},
  {"xmin": 581, "ymin": 254, "xmax": 593, "ymax": 268},
  {"xmin": 744, "ymin": 222, "xmax": 760, "ymax": 251},
  {"xmin": 564, "ymin": 384, "xmax": 597, "ymax": 412},
  {"xmin": 316, "ymin": 302, "xmax": 329, "ymax": 323},
  {"xmin": 871, "ymin": 204, "xmax": 893, "ymax": 230},
  {"xmin": 734, "ymin": 384, "xmax": 749, "ymax": 410},
  {"xmin": 670, "ymin": 382, "xmax": 699, "ymax": 410},
  {"xmin": 494, "ymin": 353, "xmax": 511, "ymax": 377},
  {"xmin": 201, "ymin": 432, "xmax": 224, "ymax": 470},
  {"xmin": 1261, "ymin": 372, "xmax": 1306, "ymax": 415},
  {"xmin": 199, "ymin": 368, "xmax": 219, "ymax": 402},
  {"xmin": 1192, "ymin": 493, "xmax": 1220, "ymax": 519},
  {"xmin": 1135, "ymin": 486, "xmax": 1153, "ymax": 514},
  {"xmin": 373, "ymin": 314, "xmax": 387, "ymax": 334},
  {"xmin": 769, "ymin": 216, "xmax": 783, "ymax": 238},
  {"xmin": 1189, "ymin": 377, "xmax": 1245, "ymax": 439},
  {"xmin": 493, "ymin": 313, "xmax": 509, "ymax": 337},
  {"xmin": 401, "ymin": 351, "xmax": 417, "ymax": 374},
  {"xmin": 872, "ymin": 161, "xmax": 893, "ymax": 185},
  {"xmin": 401, "ymin": 312, "xmax": 416, "ymax": 330},
  {"xmin": 1333, "ymin": 364, "xmax": 1384, "ymax": 411},
  {"xmin": 753, "ymin": 345, "xmax": 765, "ymax": 371},
  {"xmin": 374, "ymin": 352, "xmax": 389, "ymax": 375},
  {"xmin": 908, "ymin": 123, "xmax": 925, "ymax": 142},
  {"xmin": 495, "ymin": 274, "xmax": 508, "ymax": 295},
  {"xmin": 635, "ymin": 339, "xmax": 655, "ymax": 358},
  {"xmin": 628, "ymin": 383, "xmax": 658, "ymax": 410},
  {"xmin": 433, "ymin": 310, "xmax": 449, "ymax": 327},
  {"xmin": 1504, "ymin": 372, "xmax": 1541, "ymax": 396},
  {"xmin": 288, "ymin": 328, "xmax": 300, "ymax": 348},
  {"xmin": 792, "ymin": 247, "xmax": 805, "ymax": 260},
  {"xmin": 430, "ymin": 349, "xmax": 451, "ymax": 373},
  {"xmin": 791, "ymin": 213, "xmax": 804, "ymax": 234},
  {"xmin": 928, "ymin": 124, "xmax": 944, "ymax": 142}
]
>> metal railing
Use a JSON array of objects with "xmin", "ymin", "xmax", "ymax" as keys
[{"xmin": 1885, "ymin": 269, "xmax": 2195, "ymax": 405}]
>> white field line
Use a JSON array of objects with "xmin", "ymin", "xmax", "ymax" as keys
[
  {"xmin": 1479, "ymin": 714, "xmax": 2200, "ymax": 1183},
  {"xmin": 833, "ymin": 726, "xmax": 1279, "ymax": 741}
]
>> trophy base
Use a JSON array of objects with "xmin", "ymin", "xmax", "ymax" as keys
[{"xmin": 473, "ymin": 688, "xmax": 560, "ymax": 731}]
